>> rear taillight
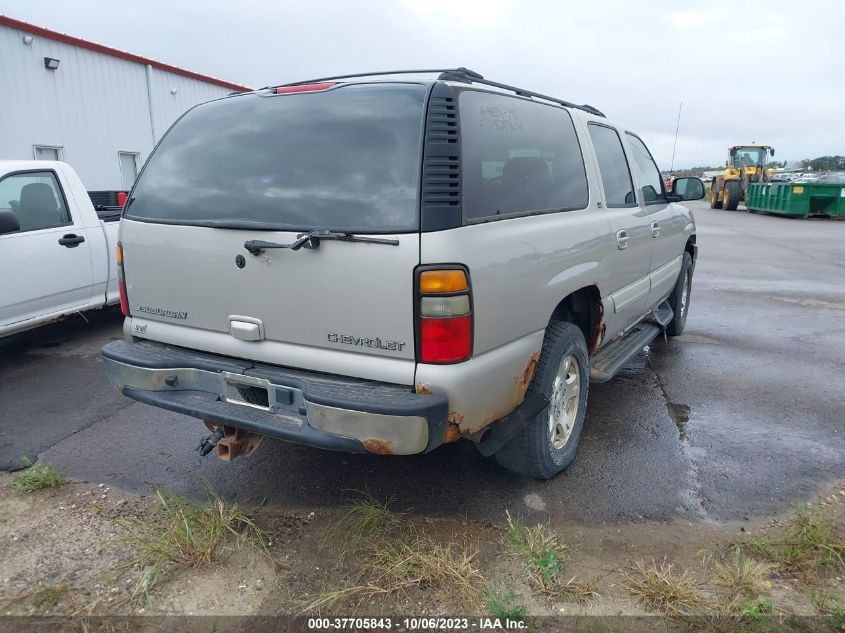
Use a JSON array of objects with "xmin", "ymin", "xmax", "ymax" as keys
[
  {"xmin": 275, "ymin": 82, "xmax": 337, "ymax": 94},
  {"xmin": 116, "ymin": 242, "xmax": 130, "ymax": 317},
  {"xmin": 416, "ymin": 267, "xmax": 472, "ymax": 364}
]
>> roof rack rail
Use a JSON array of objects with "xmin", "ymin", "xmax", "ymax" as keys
[{"xmin": 269, "ymin": 67, "xmax": 605, "ymax": 118}]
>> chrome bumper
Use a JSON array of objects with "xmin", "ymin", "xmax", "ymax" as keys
[{"xmin": 101, "ymin": 339, "xmax": 448, "ymax": 455}]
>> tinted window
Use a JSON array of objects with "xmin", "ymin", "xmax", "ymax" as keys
[
  {"xmin": 0, "ymin": 171, "xmax": 70, "ymax": 232},
  {"xmin": 126, "ymin": 84, "xmax": 427, "ymax": 232},
  {"xmin": 588, "ymin": 124, "xmax": 636, "ymax": 207},
  {"xmin": 626, "ymin": 133, "xmax": 666, "ymax": 204},
  {"xmin": 460, "ymin": 91, "xmax": 588, "ymax": 220}
]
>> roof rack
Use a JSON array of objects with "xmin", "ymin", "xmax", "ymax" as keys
[{"xmin": 271, "ymin": 67, "xmax": 605, "ymax": 118}]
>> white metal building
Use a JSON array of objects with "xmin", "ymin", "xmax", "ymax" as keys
[{"xmin": 0, "ymin": 16, "xmax": 250, "ymax": 190}]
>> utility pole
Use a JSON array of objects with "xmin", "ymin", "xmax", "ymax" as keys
[{"xmin": 669, "ymin": 101, "xmax": 683, "ymax": 174}]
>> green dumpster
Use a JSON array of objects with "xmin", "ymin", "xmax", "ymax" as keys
[{"xmin": 746, "ymin": 182, "xmax": 845, "ymax": 218}]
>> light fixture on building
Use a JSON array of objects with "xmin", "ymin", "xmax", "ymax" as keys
[
  {"xmin": 44, "ymin": 57, "xmax": 60, "ymax": 70},
  {"xmin": 170, "ymin": 88, "xmax": 178, "ymax": 95},
  {"xmin": 23, "ymin": 35, "xmax": 34, "ymax": 45}
]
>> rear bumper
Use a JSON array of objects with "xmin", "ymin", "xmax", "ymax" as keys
[{"xmin": 101, "ymin": 339, "xmax": 448, "ymax": 455}]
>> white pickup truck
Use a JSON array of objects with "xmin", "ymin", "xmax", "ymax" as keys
[{"xmin": 0, "ymin": 160, "xmax": 121, "ymax": 338}]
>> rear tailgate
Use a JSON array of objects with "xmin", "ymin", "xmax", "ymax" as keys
[
  {"xmin": 121, "ymin": 221, "xmax": 418, "ymax": 383},
  {"xmin": 120, "ymin": 82, "xmax": 426, "ymax": 385}
]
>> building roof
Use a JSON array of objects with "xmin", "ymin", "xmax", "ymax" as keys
[{"xmin": 0, "ymin": 15, "xmax": 251, "ymax": 92}]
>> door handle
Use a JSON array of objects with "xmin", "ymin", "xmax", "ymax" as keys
[
  {"xmin": 616, "ymin": 230, "xmax": 629, "ymax": 250},
  {"xmin": 58, "ymin": 233, "xmax": 85, "ymax": 248},
  {"xmin": 650, "ymin": 222, "xmax": 661, "ymax": 238}
]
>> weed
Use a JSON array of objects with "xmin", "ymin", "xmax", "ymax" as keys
[
  {"xmin": 502, "ymin": 511, "xmax": 596, "ymax": 601},
  {"xmin": 743, "ymin": 505, "xmax": 844, "ymax": 577},
  {"xmin": 302, "ymin": 534, "xmax": 482, "ymax": 612},
  {"xmin": 710, "ymin": 548, "xmax": 774, "ymax": 600},
  {"xmin": 738, "ymin": 596, "xmax": 773, "ymax": 621},
  {"xmin": 10, "ymin": 457, "xmax": 66, "ymax": 493},
  {"xmin": 2, "ymin": 583, "xmax": 70, "ymax": 611},
  {"xmin": 106, "ymin": 487, "xmax": 267, "ymax": 600},
  {"xmin": 622, "ymin": 559, "xmax": 704, "ymax": 618},
  {"xmin": 811, "ymin": 588, "xmax": 841, "ymax": 614},
  {"xmin": 484, "ymin": 580, "xmax": 527, "ymax": 622},
  {"xmin": 503, "ymin": 510, "xmax": 568, "ymax": 570},
  {"xmin": 323, "ymin": 491, "xmax": 403, "ymax": 555}
]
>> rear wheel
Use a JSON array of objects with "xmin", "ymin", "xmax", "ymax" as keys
[
  {"xmin": 724, "ymin": 180, "xmax": 741, "ymax": 211},
  {"xmin": 710, "ymin": 185, "xmax": 723, "ymax": 209},
  {"xmin": 494, "ymin": 322, "xmax": 589, "ymax": 480},
  {"xmin": 666, "ymin": 252, "xmax": 693, "ymax": 336}
]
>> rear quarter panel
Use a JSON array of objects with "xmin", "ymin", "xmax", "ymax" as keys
[{"xmin": 417, "ymin": 117, "xmax": 616, "ymax": 433}]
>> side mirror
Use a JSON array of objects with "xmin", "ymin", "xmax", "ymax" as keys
[
  {"xmin": 0, "ymin": 208, "xmax": 21, "ymax": 235},
  {"xmin": 770, "ymin": 148, "xmax": 775, "ymax": 156},
  {"xmin": 670, "ymin": 177, "xmax": 705, "ymax": 201}
]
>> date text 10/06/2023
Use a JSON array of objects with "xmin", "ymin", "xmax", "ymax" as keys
[{"xmin": 307, "ymin": 617, "xmax": 527, "ymax": 630}]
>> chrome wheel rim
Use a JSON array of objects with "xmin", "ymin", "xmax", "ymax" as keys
[
  {"xmin": 548, "ymin": 354, "xmax": 580, "ymax": 450},
  {"xmin": 679, "ymin": 271, "xmax": 690, "ymax": 318}
]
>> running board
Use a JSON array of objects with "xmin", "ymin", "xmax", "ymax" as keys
[{"xmin": 589, "ymin": 323, "xmax": 661, "ymax": 383}]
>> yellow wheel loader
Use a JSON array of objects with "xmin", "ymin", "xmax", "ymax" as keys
[{"xmin": 710, "ymin": 145, "xmax": 775, "ymax": 210}]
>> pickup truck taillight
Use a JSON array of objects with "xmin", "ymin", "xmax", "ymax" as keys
[
  {"xmin": 116, "ymin": 242, "xmax": 130, "ymax": 317},
  {"xmin": 416, "ymin": 267, "xmax": 472, "ymax": 364}
]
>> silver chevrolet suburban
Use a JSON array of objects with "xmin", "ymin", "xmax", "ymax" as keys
[{"xmin": 101, "ymin": 68, "xmax": 704, "ymax": 479}]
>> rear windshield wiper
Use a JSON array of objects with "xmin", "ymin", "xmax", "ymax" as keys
[{"xmin": 244, "ymin": 230, "xmax": 400, "ymax": 255}]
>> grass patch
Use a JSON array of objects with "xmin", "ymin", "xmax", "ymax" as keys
[
  {"xmin": 303, "ymin": 495, "xmax": 481, "ymax": 613},
  {"xmin": 741, "ymin": 505, "xmax": 844, "ymax": 577},
  {"xmin": 10, "ymin": 457, "xmax": 66, "ymax": 493},
  {"xmin": 323, "ymin": 491, "xmax": 403, "ymax": 555},
  {"xmin": 2, "ymin": 583, "xmax": 70, "ymax": 611},
  {"xmin": 736, "ymin": 596, "xmax": 773, "ymax": 621},
  {"xmin": 363, "ymin": 537, "xmax": 482, "ymax": 601},
  {"xmin": 503, "ymin": 511, "xmax": 598, "ymax": 602},
  {"xmin": 106, "ymin": 487, "xmax": 267, "ymax": 600},
  {"xmin": 709, "ymin": 548, "xmax": 774, "ymax": 601},
  {"xmin": 301, "ymin": 536, "xmax": 482, "ymax": 613},
  {"xmin": 622, "ymin": 559, "xmax": 704, "ymax": 618},
  {"xmin": 484, "ymin": 580, "xmax": 527, "ymax": 622}
]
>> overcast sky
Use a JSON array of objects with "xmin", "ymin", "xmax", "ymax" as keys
[{"xmin": 3, "ymin": 0, "xmax": 843, "ymax": 168}]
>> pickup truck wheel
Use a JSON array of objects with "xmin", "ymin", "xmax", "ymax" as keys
[
  {"xmin": 494, "ymin": 322, "xmax": 589, "ymax": 480},
  {"xmin": 666, "ymin": 252, "xmax": 693, "ymax": 337}
]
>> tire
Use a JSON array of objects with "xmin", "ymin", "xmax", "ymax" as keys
[
  {"xmin": 710, "ymin": 184, "xmax": 723, "ymax": 209},
  {"xmin": 724, "ymin": 180, "xmax": 741, "ymax": 211},
  {"xmin": 494, "ymin": 322, "xmax": 590, "ymax": 480},
  {"xmin": 666, "ymin": 252, "xmax": 693, "ymax": 337}
]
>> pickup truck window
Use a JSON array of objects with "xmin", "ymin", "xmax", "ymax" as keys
[
  {"xmin": 460, "ymin": 91, "xmax": 588, "ymax": 221},
  {"xmin": 625, "ymin": 133, "xmax": 667, "ymax": 205},
  {"xmin": 0, "ymin": 171, "xmax": 71, "ymax": 232},
  {"xmin": 125, "ymin": 84, "xmax": 427, "ymax": 233},
  {"xmin": 588, "ymin": 124, "xmax": 636, "ymax": 208}
]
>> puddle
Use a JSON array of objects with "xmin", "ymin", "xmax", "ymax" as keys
[{"xmin": 666, "ymin": 402, "xmax": 691, "ymax": 440}]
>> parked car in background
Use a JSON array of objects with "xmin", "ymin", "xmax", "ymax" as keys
[
  {"xmin": 0, "ymin": 160, "xmax": 121, "ymax": 338},
  {"xmin": 101, "ymin": 68, "xmax": 705, "ymax": 479}
]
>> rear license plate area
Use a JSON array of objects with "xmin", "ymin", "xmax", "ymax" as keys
[{"xmin": 225, "ymin": 380, "xmax": 270, "ymax": 410}]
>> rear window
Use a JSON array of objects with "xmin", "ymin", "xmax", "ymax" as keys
[
  {"xmin": 125, "ymin": 83, "xmax": 427, "ymax": 232},
  {"xmin": 459, "ymin": 90, "xmax": 588, "ymax": 221}
]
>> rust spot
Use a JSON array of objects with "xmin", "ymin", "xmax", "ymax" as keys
[
  {"xmin": 444, "ymin": 411, "xmax": 464, "ymax": 443},
  {"xmin": 415, "ymin": 382, "xmax": 433, "ymax": 395},
  {"xmin": 444, "ymin": 422, "xmax": 462, "ymax": 443},
  {"xmin": 516, "ymin": 351, "xmax": 540, "ymax": 401},
  {"xmin": 362, "ymin": 439, "xmax": 394, "ymax": 455}
]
